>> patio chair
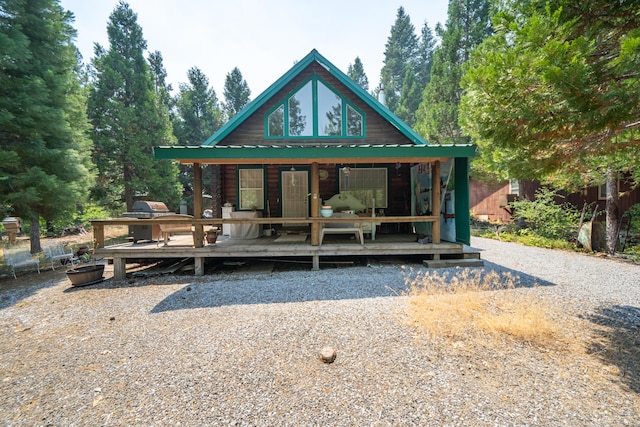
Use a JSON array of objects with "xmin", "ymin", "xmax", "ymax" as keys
[
  {"xmin": 3, "ymin": 246, "xmax": 40, "ymax": 279},
  {"xmin": 43, "ymin": 242, "xmax": 76, "ymax": 271}
]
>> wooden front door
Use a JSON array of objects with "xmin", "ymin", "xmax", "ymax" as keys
[{"xmin": 281, "ymin": 170, "xmax": 309, "ymax": 220}]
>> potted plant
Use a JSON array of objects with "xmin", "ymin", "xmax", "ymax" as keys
[{"xmin": 205, "ymin": 228, "xmax": 218, "ymax": 244}]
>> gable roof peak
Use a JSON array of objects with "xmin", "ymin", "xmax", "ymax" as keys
[{"xmin": 203, "ymin": 49, "xmax": 429, "ymax": 146}]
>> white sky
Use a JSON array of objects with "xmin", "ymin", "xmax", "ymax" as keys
[{"xmin": 59, "ymin": 0, "xmax": 449, "ymax": 98}]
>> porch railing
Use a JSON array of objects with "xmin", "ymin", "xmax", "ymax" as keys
[{"xmin": 91, "ymin": 215, "xmax": 441, "ymax": 249}]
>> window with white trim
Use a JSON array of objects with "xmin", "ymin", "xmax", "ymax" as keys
[
  {"xmin": 238, "ymin": 168, "xmax": 265, "ymax": 210},
  {"xmin": 338, "ymin": 167, "xmax": 388, "ymax": 209}
]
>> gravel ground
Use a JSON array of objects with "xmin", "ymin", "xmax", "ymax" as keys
[{"xmin": 0, "ymin": 237, "xmax": 639, "ymax": 426}]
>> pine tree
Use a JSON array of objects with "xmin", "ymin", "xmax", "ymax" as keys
[
  {"xmin": 347, "ymin": 57, "xmax": 369, "ymax": 91},
  {"xmin": 0, "ymin": 0, "xmax": 93, "ymax": 253},
  {"xmin": 415, "ymin": 0, "xmax": 492, "ymax": 143},
  {"xmin": 173, "ymin": 67, "xmax": 224, "ymax": 213},
  {"xmin": 148, "ymin": 50, "xmax": 173, "ymax": 112},
  {"xmin": 88, "ymin": 1, "xmax": 181, "ymax": 212},
  {"xmin": 380, "ymin": 7, "xmax": 419, "ymax": 113},
  {"xmin": 223, "ymin": 67, "xmax": 251, "ymax": 119}
]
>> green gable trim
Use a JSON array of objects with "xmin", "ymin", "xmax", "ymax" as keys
[
  {"xmin": 202, "ymin": 49, "xmax": 428, "ymax": 147},
  {"xmin": 154, "ymin": 144, "xmax": 477, "ymax": 162}
]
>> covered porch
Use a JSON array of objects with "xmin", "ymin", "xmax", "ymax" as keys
[{"xmin": 92, "ymin": 216, "xmax": 478, "ymax": 280}]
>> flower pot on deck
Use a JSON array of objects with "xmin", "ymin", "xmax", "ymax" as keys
[
  {"xmin": 66, "ymin": 264, "xmax": 105, "ymax": 287},
  {"xmin": 205, "ymin": 229, "xmax": 218, "ymax": 245}
]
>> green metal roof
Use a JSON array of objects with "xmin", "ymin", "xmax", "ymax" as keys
[
  {"xmin": 203, "ymin": 49, "xmax": 428, "ymax": 146},
  {"xmin": 154, "ymin": 144, "xmax": 477, "ymax": 163}
]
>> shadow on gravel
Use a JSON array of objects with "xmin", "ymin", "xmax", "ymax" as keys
[
  {"xmin": 0, "ymin": 271, "xmax": 67, "ymax": 310},
  {"xmin": 148, "ymin": 259, "xmax": 556, "ymax": 313},
  {"xmin": 480, "ymin": 260, "xmax": 556, "ymax": 287},
  {"xmin": 585, "ymin": 305, "xmax": 640, "ymax": 394}
]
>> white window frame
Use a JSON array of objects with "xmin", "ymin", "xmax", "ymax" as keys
[{"xmin": 238, "ymin": 168, "xmax": 265, "ymax": 210}]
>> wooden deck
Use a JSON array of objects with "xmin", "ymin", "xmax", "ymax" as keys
[{"xmin": 96, "ymin": 232, "xmax": 468, "ymax": 279}]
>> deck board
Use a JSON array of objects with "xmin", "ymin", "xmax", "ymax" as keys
[{"xmin": 95, "ymin": 233, "xmax": 473, "ymax": 279}]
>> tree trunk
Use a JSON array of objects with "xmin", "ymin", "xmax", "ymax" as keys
[
  {"xmin": 124, "ymin": 164, "xmax": 135, "ymax": 212},
  {"xmin": 29, "ymin": 213, "xmax": 41, "ymax": 254},
  {"xmin": 605, "ymin": 169, "xmax": 619, "ymax": 254}
]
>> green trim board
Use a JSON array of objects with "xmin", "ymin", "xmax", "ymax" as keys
[
  {"xmin": 201, "ymin": 49, "xmax": 426, "ymax": 146},
  {"xmin": 454, "ymin": 157, "xmax": 471, "ymax": 245},
  {"xmin": 154, "ymin": 144, "xmax": 477, "ymax": 162}
]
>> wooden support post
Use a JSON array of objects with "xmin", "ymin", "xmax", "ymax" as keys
[
  {"xmin": 93, "ymin": 224, "xmax": 105, "ymax": 249},
  {"xmin": 194, "ymin": 257, "xmax": 204, "ymax": 276},
  {"xmin": 432, "ymin": 160, "xmax": 441, "ymax": 244},
  {"xmin": 312, "ymin": 255, "xmax": 320, "ymax": 271},
  {"xmin": 310, "ymin": 162, "xmax": 320, "ymax": 246},
  {"xmin": 113, "ymin": 257, "xmax": 127, "ymax": 280},
  {"xmin": 193, "ymin": 163, "xmax": 204, "ymax": 248}
]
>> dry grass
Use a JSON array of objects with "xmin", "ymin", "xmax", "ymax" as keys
[{"xmin": 403, "ymin": 268, "xmax": 582, "ymax": 352}]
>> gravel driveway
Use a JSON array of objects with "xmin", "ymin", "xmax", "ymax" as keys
[{"xmin": 1, "ymin": 237, "xmax": 639, "ymax": 426}]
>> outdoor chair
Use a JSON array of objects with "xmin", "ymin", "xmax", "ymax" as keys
[
  {"xmin": 3, "ymin": 246, "xmax": 40, "ymax": 279},
  {"xmin": 43, "ymin": 242, "xmax": 76, "ymax": 271}
]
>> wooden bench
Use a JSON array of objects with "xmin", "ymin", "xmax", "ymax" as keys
[
  {"xmin": 3, "ymin": 246, "xmax": 40, "ymax": 279},
  {"xmin": 319, "ymin": 213, "xmax": 364, "ymax": 246},
  {"xmin": 154, "ymin": 214, "xmax": 195, "ymax": 246}
]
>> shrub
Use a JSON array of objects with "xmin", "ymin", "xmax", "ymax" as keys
[{"xmin": 510, "ymin": 187, "xmax": 581, "ymax": 240}]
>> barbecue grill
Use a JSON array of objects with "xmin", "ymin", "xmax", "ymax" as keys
[{"xmin": 122, "ymin": 201, "xmax": 171, "ymax": 243}]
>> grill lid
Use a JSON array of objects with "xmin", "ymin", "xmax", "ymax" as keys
[{"xmin": 131, "ymin": 201, "xmax": 170, "ymax": 213}]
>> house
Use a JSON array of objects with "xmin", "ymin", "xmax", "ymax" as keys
[
  {"xmin": 470, "ymin": 176, "xmax": 640, "ymax": 223},
  {"xmin": 156, "ymin": 49, "xmax": 475, "ymax": 240},
  {"xmin": 91, "ymin": 49, "xmax": 481, "ymax": 278}
]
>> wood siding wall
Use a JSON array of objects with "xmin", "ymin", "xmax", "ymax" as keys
[
  {"xmin": 221, "ymin": 163, "xmax": 415, "ymax": 218},
  {"xmin": 470, "ymin": 178, "xmax": 640, "ymax": 223}
]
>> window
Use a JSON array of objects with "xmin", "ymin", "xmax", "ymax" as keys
[
  {"xmin": 509, "ymin": 179, "xmax": 519, "ymax": 195},
  {"xmin": 266, "ymin": 76, "xmax": 365, "ymax": 138},
  {"xmin": 598, "ymin": 180, "xmax": 619, "ymax": 200},
  {"xmin": 338, "ymin": 167, "xmax": 388, "ymax": 208},
  {"xmin": 238, "ymin": 168, "xmax": 265, "ymax": 210}
]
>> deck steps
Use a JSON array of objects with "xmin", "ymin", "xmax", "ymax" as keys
[{"xmin": 423, "ymin": 257, "xmax": 484, "ymax": 268}]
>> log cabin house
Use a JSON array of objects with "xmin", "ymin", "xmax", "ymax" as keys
[{"xmin": 95, "ymin": 50, "xmax": 479, "ymax": 279}]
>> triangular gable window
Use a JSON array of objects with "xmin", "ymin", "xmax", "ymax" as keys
[{"xmin": 266, "ymin": 76, "xmax": 365, "ymax": 138}]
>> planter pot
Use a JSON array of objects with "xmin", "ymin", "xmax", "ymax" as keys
[
  {"xmin": 205, "ymin": 230, "xmax": 218, "ymax": 244},
  {"xmin": 320, "ymin": 206, "xmax": 333, "ymax": 218},
  {"xmin": 66, "ymin": 264, "xmax": 105, "ymax": 287}
]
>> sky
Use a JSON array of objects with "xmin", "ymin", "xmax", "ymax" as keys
[{"xmin": 59, "ymin": 0, "xmax": 449, "ymax": 98}]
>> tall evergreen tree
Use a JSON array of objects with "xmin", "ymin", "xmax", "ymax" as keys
[
  {"xmin": 173, "ymin": 67, "xmax": 224, "ymax": 212},
  {"xmin": 380, "ymin": 7, "xmax": 419, "ymax": 113},
  {"xmin": 415, "ymin": 0, "xmax": 492, "ymax": 143},
  {"xmin": 347, "ymin": 57, "xmax": 369, "ymax": 91},
  {"xmin": 223, "ymin": 67, "xmax": 251, "ymax": 119},
  {"xmin": 0, "ymin": 0, "xmax": 93, "ymax": 253},
  {"xmin": 416, "ymin": 22, "xmax": 437, "ymax": 90},
  {"xmin": 174, "ymin": 67, "xmax": 222, "ymax": 147},
  {"xmin": 394, "ymin": 22, "xmax": 437, "ymax": 126},
  {"xmin": 148, "ymin": 50, "xmax": 173, "ymax": 112},
  {"xmin": 88, "ymin": 1, "xmax": 180, "ymax": 212}
]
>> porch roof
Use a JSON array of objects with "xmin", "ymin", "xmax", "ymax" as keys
[{"xmin": 154, "ymin": 143, "xmax": 477, "ymax": 165}]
